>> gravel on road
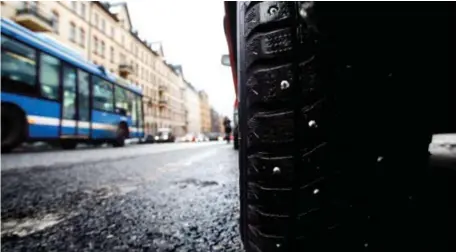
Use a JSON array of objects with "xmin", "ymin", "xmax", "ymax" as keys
[{"xmin": 1, "ymin": 142, "xmax": 243, "ymax": 252}]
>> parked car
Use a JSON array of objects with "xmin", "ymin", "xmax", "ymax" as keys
[
  {"xmin": 206, "ymin": 132, "xmax": 221, "ymax": 141},
  {"xmin": 197, "ymin": 133, "xmax": 209, "ymax": 142},
  {"xmin": 140, "ymin": 134, "xmax": 156, "ymax": 144},
  {"xmin": 155, "ymin": 128, "xmax": 175, "ymax": 143},
  {"xmin": 182, "ymin": 133, "xmax": 197, "ymax": 142},
  {"xmin": 221, "ymin": 2, "xmax": 456, "ymax": 251}
]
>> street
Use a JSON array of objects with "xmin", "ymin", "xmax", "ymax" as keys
[
  {"xmin": 2, "ymin": 138, "xmax": 456, "ymax": 252},
  {"xmin": 1, "ymin": 142, "xmax": 243, "ymax": 251}
]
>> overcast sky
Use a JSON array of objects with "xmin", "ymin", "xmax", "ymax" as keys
[{"xmin": 123, "ymin": 1, "xmax": 235, "ymax": 118}]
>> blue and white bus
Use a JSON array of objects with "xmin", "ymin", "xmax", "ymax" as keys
[{"xmin": 1, "ymin": 18, "xmax": 144, "ymax": 152}]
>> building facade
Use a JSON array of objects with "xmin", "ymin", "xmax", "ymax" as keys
[
  {"xmin": 184, "ymin": 81, "xmax": 201, "ymax": 135},
  {"xmin": 210, "ymin": 108, "xmax": 223, "ymax": 133},
  {"xmin": 1, "ymin": 1, "xmax": 186, "ymax": 136},
  {"xmin": 199, "ymin": 91, "xmax": 211, "ymax": 133}
]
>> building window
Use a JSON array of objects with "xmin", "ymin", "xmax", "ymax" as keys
[
  {"xmin": 93, "ymin": 36, "xmax": 98, "ymax": 54},
  {"xmin": 121, "ymin": 35, "xmax": 125, "ymax": 46},
  {"xmin": 79, "ymin": 28, "xmax": 85, "ymax": 47},
  {"xmin": 100, "ymin": 41, "xmax": 105, "ymax": 57},
  {"xmin": 80, "ymin": 3, "xmax": 86, "ymax": 19},
  {"xmin": 111, "ymin": 26, "xmax": 115, "ymax": 38},
  {"xmin": 110, "ymin": 47, "xmax": 114, "ymax": 63},
  {"xmin": 69, "ymin": 22, "xmax": 76, "ymax": 42},
  {"xmin": 101, "ymin": 19, "xmax": 105, "ymax": 33},
  {"xmin": 51, "ymin": 11, "xmax": 59, "ymax": 33},
  {"xmin": 71, "ymin": 1, "xmax": 77, "ymax": 11},
  {"xmin": 94, "ymin": 13, "xmax": 98, "ymax": 26},
  {"xmin": 25, "ymin": 1, "xmax": 38, "ymax": 12}
]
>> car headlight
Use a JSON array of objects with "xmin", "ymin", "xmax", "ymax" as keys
[
  {"xmin": 163, "ymin": 135, "xmax": 168, "ymax": 140},
  {"xmin": 155, "ymin": 136, "xmax": 159, "ymax": 140}
]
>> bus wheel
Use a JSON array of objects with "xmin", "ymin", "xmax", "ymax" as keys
[
  {"xmin": 1, "ymin": 105, "xmax": 26, "ymax": 153},
  {"xmin": 60, "ymin": 140, "xmax": 77, "ymax": 150},
  {"xmin": 113, "ymin": 124, "xmax": 127, "ymax": 147}
]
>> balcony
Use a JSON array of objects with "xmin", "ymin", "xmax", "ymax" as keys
[
  {"xmin": 158, "ymin": 84, "xmax": 167, "ymax": 92},
  {"xmin": 159, "ymin": 98, "xmax": 168, "ymax": 107},
  {"xmin": 119, "ymin": 64, "xmax": 134, "ymax": 77},
  {"xmin": 15, "ymin": 7, "xmax": 53, "ymax": 32},
  {"xmin": 146, "ymin": 97, "xmax": 159, "ymax": 107}
]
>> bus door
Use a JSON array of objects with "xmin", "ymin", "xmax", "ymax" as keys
[
  {"xmin": 60, "ymin": 65, "xmax": 77, "ymax": 136},
  {"xmin": 76, "ymin": 70, "xmax": 90, "ymax": 137},
  {"xmin": 60, "ymin": 65, "xmax": 90, "ymax": 138}
]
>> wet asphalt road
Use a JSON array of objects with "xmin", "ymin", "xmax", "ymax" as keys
[{"xmin": 1, "ymin": 142, "xmax": 243, "ymax": 251}]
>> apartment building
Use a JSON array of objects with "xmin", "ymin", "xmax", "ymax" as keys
[
  {"xmin": 185, "ymin": 81, "xmax": 202, "ymax": 135},
  {"xmin": 210, "ymin": 108, "xmax": 223, "ymax": 133},
  {"xmin": 1, "ymin": 1, "xmax": 186, "ymax": 136},
  {"xmin": 199, "ymin": 91, "xmax": 211, "ymax": 133}
]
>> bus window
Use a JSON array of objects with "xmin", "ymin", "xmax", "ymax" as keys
[
  {"xmin": 78, "ymin": 70, "xmax": 90, "ymax": 122},
  {"xmin": 1, "ymin": 36, "xmax": 37, "ymax": 89},
  {"xmin": 126, "ymin": 90, "xmax": 136, "ymax": 123},
  {"xmin": 92, "ymin": 76, "xmax": 114, "ymax": 112},
  {"xmin": 115, "ymin": 86, "xmax": 129, "ymax": 114},
  {"xmin": 40, "ymin": 53, "xmax": 60, "ymax": 100},
  {"xmin": 62, "ymin": 65, "xmax": 77, "ymax": 120}
]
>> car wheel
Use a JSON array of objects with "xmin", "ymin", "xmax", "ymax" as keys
[{"xmin": 237, "ymin": 2, "xmax": 437, "ymax": 251}]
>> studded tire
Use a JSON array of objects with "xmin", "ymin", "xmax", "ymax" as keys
[
  {"xmin": 234, "ymin": 126, "xmax": 239, "ymax": 150},
  {"xmin": 236, "ymin": 2, "xmax": 450, "ymax": 252}
]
